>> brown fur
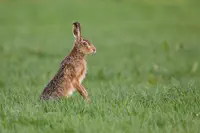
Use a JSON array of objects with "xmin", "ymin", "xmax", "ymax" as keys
[{"xmin": 40, "ymin": 22, "xmax": 96, "ymax": 101}]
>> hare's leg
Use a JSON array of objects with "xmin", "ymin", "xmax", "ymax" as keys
[
  {"xmin": 79, "ymin": 84, "xmax": 88, "ymax": 97},
  {"xmin": 80, "ymin": 84, "xmax": 90, "ymax": 102},
  {"xmin": 73, "ymin": 81, "xmax": 88, "ymax": 100}
]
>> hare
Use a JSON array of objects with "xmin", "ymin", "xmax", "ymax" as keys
[{"xmin": 40, "ymin": 22, "xmax": 96, "ymax": 101}]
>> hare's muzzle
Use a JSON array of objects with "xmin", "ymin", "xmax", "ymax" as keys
[{"xmin": 92, "ymin": 48, "xmax": 96, "ymax": 54}]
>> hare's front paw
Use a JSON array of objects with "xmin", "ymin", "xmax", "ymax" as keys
[{"xmin": 85, "ymin": 97, "xmax": 91, "ymax": 103}]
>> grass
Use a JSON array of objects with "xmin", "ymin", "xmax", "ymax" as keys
[{"xmin": 0, "ymin": 0, "xmax": 200, "ymax": 133}]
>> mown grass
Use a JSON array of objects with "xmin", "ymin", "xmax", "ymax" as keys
[{"xmin": 0, "ymin": 0, "xmax": 200, "ymax": 133}]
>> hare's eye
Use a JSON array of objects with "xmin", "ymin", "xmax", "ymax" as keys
[{"xmin": 82, "ymin": 41, "xmax": 87, "ymax": 45}]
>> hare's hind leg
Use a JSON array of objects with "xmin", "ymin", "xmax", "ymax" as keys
[{"xmin": 62, "ymin": 82, "xmax": 75, "ymax": 97}]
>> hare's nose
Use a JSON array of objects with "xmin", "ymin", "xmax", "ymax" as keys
[{"xmin": 93, "ymin": 48, "xmax": 96, "ymax": 53}]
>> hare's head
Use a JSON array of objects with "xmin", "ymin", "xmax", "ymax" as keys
[{"xmin": 72, "ymin": 22, "xmax": 96, "ymax": 55}]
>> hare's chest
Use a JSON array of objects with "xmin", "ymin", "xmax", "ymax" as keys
[{"xmin": 76, "ymin": 60, "xmax": 87, "ymax": 83}]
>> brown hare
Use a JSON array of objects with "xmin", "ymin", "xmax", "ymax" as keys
[{"xmin": 40, "ymin": 22, "xmax": 96, "ymax": 102}]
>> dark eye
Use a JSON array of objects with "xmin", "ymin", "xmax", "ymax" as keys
[{"xmin": 82, "ymin": 41, "xmax": 87, "ymax": 45}]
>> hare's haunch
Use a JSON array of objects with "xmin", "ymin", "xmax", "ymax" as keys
[{"xmin": 40, "ymin": 22, "xmax": 96, "ymax": 101}]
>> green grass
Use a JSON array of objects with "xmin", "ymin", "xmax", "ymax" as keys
[{"xmin": 0, "ymin": 0, "xmax": 200, "ymax": 133}]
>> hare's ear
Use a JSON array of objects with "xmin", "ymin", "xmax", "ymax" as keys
[{"xmin": 72, "ymin": 22, "xmax": 81, "ymax": 41}]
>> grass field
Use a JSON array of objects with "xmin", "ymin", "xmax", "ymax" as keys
[{"xmin": 0, "ymin": 0, "xmax": 200, "ymax": 133}]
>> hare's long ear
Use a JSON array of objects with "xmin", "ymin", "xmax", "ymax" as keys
[{"xmin": 72, "ymin": 22, "xmax": 81, "ymax": 41}]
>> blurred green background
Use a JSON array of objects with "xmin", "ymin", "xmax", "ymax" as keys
[{"xmin": 0, "ymin": 0, "xmax": 200, "ymax": 133}]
